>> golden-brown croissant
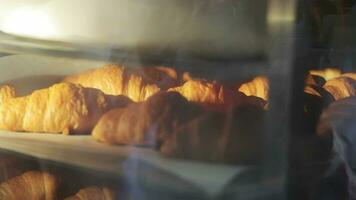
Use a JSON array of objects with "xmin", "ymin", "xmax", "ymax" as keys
[
  {"xmin": 64, "ymin": 186, "xmax": 115, "ymax": 200},
  {"xmin": 168, "ymin": 79, "xmax": 261, "ymax": 111},
  {"xmin": 0, "ymin": 171, "xmax": 59, "ymax": 200},
  {"xmin": 323, "ymin": 77, "xmax": 356, "ymax": 100},
  {"xmin": 92, "ymin": 92, "xmax": 202, "ymax": 146},
  {"xmin": 0, "ymin": 83, "xmax": 131, "ymax": 134},
  {"xmin": 63, "ymin": 64, "xmax": 178, "ymax": 102},
  {"xmin": 238, "ymin": 76, "xmax": 269, "ymax": 101}
]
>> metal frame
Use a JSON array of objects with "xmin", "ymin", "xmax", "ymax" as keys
[{"xmin": 264, "ymin": 0, "xmax": 297, "ymax": 199}]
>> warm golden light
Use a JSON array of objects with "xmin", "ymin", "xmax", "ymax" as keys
[
  {"xmin": 309, "ymin": 68, "xmax": 342, "ymax": 81},
  {"xmin": 2, "ymin": 7, "xmax": 56, "ymax": 38}
]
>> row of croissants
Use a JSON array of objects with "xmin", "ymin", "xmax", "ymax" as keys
[
  {"xmin": 0, "ymin": 170, "xmax": 116, "ymax": 200},
  {"xmin": 0, "ymin": 153, "xmax": 127, "ymax": 200},
  {"xmin": 0, "ymin": 65, "xmax": 355, "ymax": 163}
]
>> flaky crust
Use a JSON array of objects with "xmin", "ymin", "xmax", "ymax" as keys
[
  {"xmin": 0, "ymin": 83, "xmax": 131, "ymax": 134},
  {"xmin": 323, "ymin": 77, "xmax": 356, "ymax": 100},
  {"xmin": 238, "ymin": 76, "xmax": 269, "ymax": 101},
  {"xmin": 341, "ymin": 72, "xmax": 356, "ymax": 80},
  {"xmin": 64, "ymin": 186, "xmax": 115, "ymax": 200},
  {"xmin": 168, "ymin": 79, "xmax": 258, "ymax": 111},
  {"xmin": 64, "ymin": 64, "xmax": 178, "ymax": 102},
  {"xmin": 0, "ymin": 171, "xmax": 59, "ymax": 200},
  {"xmin": 0, "ymin": 85, "xmax": 16, "ymax": 105},
  {"xmin": 92, "ymin": 92, "xmax": 202, "ymax": 146}
]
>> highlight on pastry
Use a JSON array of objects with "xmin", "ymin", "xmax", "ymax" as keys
[
  {"xmin": 63, "ymin": 64, "xmax": 178, "ymax": 102},
  {"xmin": 168, "ymin": 79, "xmax": 261, "ymax": 111},
  {"xmin": 0, "ymin": 170, "xmax": 60, "ymax": 200},
  {"xmin": 0, "ymin": 83, "xmax": 131, "ymax": 134},
  {"xmin": 309, "ymin": 68, "xmax": 342, "ymax": 81},
  {"xmin": 238, "ymin": 76, "xmax": 269, "ymax": 101},
  {"xmin": 64, "ymin": 186, "xmax": 115, "ymax": 200},
  {"xmin": 0, "ymin": 85, "xmax": 16, "ymax": 105}
]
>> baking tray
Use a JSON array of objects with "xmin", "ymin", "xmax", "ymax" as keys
[{"xmin": 0, "ymin": 54, "xmax": 262, "ymax": 198}]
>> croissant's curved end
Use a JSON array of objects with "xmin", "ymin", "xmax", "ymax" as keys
[
  {"xmin": 0, "ymin": 170, "xmax": 60, "ymax": 200},
  {"xmin": 0, "ymin": 85, "xmax": 16, "ymax": 104},
  {"xmin": 64, "ymin": 186, "xmax": 115, "ymax": 200}
]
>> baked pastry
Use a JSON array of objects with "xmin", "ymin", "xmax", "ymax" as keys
[
  {"xmin": 0, "ymin": 171, "xmax": 59, "ymax": 200},
  {"xmin": 0, "ymin": 85, "xmax": 15, "ymax": 105},
  {"xmin": 309, "ymin": 68, "xmax": 341, "ymax": 81},
  {"xmin": 92, "ymin": 92, "xmax": 202, "ymax": 146},
  {"xmin": 168, "ymin": 79, "xmax": 264, "ymax": 111},
  {"xmin": 160, "ymin": 104, "xmax": 265, "ymax": 164},
  {"xmin": 238, "ymin": 76, "xmax": 269, "ymax": 101},
  {"xmin": 341, "ymin": 72, "xmax": 356, "ymax": 80},
  {"xmin": 0, "ymin": 83, "xmax": 131, "ymax": 134},
  {"xmin": 64, "ymin": 186, "xmax": 115, "ymax": 200},
  {"xmin": 323, "ymin": 76, "xmax": 356, "ymax": 100},
  {"xmin": 63, "ymin": 64, "xmax": 178, "ymax": 102}
]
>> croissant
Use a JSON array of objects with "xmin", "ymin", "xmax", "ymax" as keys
[
  {"xmin": 0, "ymin": 171, "xmax": 59, "ymax": 200},
  {"xmin": 63, "ymin": 64, "xmax": 178, "ymax": 102},
  {"xmin": 0, "ymin": 83, "xmax": 131, "ymax": 134},
  {"xmin": 309, "ymin": 68, "xmax": 341, "ymax": 81},
  {"xmin": 64, "ymin": 186, "xmax": 115, "ymax": 200},
  {"xmin": 160, "ymin": 104, "xmax": 265, "ymax": 164},
  {"xmin": 341, "ymin": 72, "xmax": 356, "ymax": 80},
  {"xmin": 92, "ymin": 92, "xmax": 202, "ymax": 146},
  {"xmin": 168, "ymin": 79, "xmax": 263, "ymax": 111},
  {"xmin": 238, "ymin": 76, "xmax": 269, "ymax": 101},
  {"xmin": 323, "ymin": 77, "xmax": 356, "ymax": 100}
]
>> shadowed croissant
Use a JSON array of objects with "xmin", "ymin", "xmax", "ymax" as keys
[
  {"xmin": 0, "ymin": 171, "xmax": 60, "ymax": 200},
  {"xmin": 92, "ymin": 92, "xmax": 202, "ymax": 146},
  {"xmin": 0, "ymin": 83, "xmax": 131, "ymax": 134}
]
